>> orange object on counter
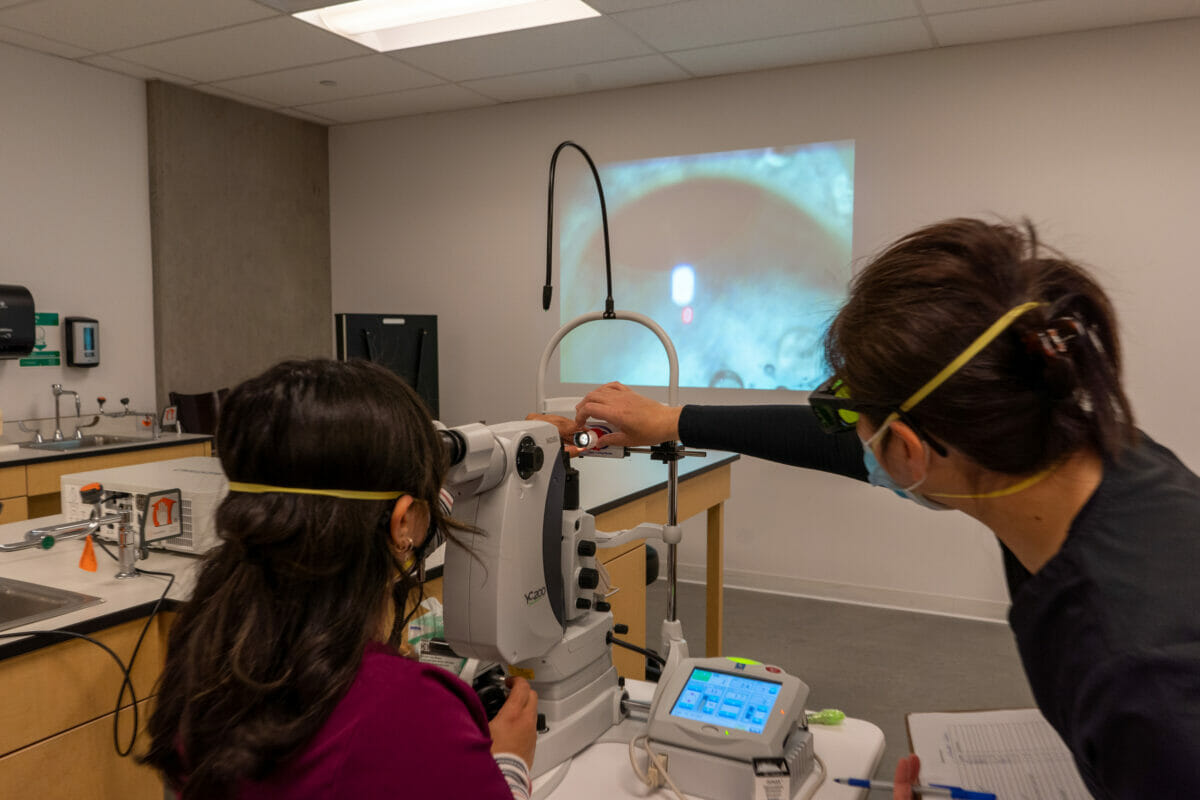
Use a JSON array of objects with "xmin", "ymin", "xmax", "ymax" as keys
[{"xmin": 79, "ymin": 534, "xmax": 98, "ymax": 572}]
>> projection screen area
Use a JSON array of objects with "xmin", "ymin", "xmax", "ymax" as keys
[{"xmin": 558, "ymin": 141, "xmax": 855, "ymax": 393}]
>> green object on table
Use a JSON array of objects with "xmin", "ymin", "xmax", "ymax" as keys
[{"xmin": 807, "ymin": 708, "xmax": 846, "ymax": 725}]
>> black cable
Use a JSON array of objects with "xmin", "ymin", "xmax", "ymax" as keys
[
  {"xmin": 94, "ymin": 538, "xmax": 176, "ymax": 755},
  {"xmin": 607, "ymin": 630, "xmax": 666, "ymax": 668},
  {"xmin": 0, "ymin": 540, "xmax": 175, "ymax": 758},
  {"xmin": 544, "ymin": 141, "xmax": 615, "ymax": 318}
]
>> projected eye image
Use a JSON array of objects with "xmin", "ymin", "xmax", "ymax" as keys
[{"xmin": 559, "ymin": 141, "xmax": 854, "ymax": 391}]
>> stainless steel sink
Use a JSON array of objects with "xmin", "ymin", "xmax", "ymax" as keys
[
  {"xmin": 0, "ymin": 576, "xmax": 103, "ymax": 632},
  {"xmin": 20, "ymin": 434, "xmax": 148, "ymax": 452}
]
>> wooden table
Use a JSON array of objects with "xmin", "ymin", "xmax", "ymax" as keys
[{"xmin": 575, "ymin": 449, "xmax": 738, "ymax": 661}]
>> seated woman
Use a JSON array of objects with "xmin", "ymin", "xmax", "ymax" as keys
[{"xmin": 143, "ymin": 359, "xmax": 538, "ymax": 799}]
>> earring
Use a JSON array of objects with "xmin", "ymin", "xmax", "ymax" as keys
[{"xmin": 394, "ymin": 537, "xmax": 414, "ymax": 554}]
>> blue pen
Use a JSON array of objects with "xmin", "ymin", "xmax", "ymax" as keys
[{"xmin": 833, "ymin": 777, "xmax": 997, "ymax": 800}]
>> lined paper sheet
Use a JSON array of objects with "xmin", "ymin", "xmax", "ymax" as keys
[{"xmin": 906, "ymin": 708, "xmax": 1091, "ymax": 799}]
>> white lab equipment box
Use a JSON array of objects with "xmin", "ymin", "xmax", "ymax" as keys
[{"xmin": 60, "ymin": 456, "xmax": 226, "ymax": 555}]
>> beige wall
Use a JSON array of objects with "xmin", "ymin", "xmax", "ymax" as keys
[
  {"xmin": 329, "ymin": 18, "xmax": 1200, "ymax": 619},
  {"xmin": 147, "ymin": 81, "xmax": 332, "ymax": 406},
  {"xmin": 0, "ymin": 43, "xmax": 154, "ymax": 423}
]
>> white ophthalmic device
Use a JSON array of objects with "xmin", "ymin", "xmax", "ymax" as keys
[{"xmin": 433, "ymin": 309, "xmax": 816, "ymax": 799}]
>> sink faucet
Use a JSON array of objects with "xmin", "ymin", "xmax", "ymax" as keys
[{"xmin": 51, "ymin": 384, "xmax": 80, "ymax": 441}]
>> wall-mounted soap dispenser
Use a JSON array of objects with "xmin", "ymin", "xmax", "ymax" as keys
[
  {"xmin": 65, "ymin": 316, "xmax": 100, "ymax": 367},
  {"xmin": 0, "ymin": 285, "xmax": 35, "ymax": 359}
]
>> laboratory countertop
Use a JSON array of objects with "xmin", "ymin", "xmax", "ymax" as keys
[
  {"xmin": 0, "ymin": 448, "xmax": 727, "ymax": 663},
  {"xmin": 0, "ymin": 431, "xmax": 213, "ymax": 468},
  {"xmin": 0, "ymin": 516, "xmax": 200, "ymax": 660}
]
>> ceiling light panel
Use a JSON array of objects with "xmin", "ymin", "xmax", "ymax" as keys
[{"xmin": 294, "ymin": 0, "xmax": 600, "ymax": 51}]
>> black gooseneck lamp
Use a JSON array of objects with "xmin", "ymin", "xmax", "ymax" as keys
[{"xmin": 543, "ymin": 141, "xmax": 615, "ymax": 319}]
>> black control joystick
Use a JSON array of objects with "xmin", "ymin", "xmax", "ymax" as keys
[
  {"xmin": 475, "ymin": 681, "xmax": 509, "ymax": 720},
  {"xmin": 472, "ymin": 664, "xmax": 511, "ymax": 720}
]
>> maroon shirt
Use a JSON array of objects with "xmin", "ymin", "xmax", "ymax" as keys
[{"xmin": 238, "ymin": 642, "xmax": 513, "ymax": 799}]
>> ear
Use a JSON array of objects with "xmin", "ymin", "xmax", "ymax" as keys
[
  {"xmin": 388, "ymin": 495, "xmax": 420, "ymax": 552},
  {"xmin": 884, "ymin": 421, "xmax": 930, "ymax": 484}
]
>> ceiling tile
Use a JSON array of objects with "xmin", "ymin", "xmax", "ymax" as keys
[
  {"xmin": 920, "ymin": 0, "xmax": 1041, "ymax": 13},
  {"xmin": 80, "ymin": 54, "xmax": 199, "ymax": 83},
  {"xmin": 296, "ymin": 83, "xmax": 496, "ymax": 124},
  {"xmin": 0, "ymin": 0, "xmax": 278, "ymax": 54},
  {"xmin": 462, "ymin": 53, "xmax": 689, "ymax": 102},
  {"xmin": 585, "ymin": 0, "xmax": 677, "ymax": 10},
  {"xmin": 612, "ymin": 0, "xmax": 921, "ymax": 52},
  {"xmin": 0, "ymin": 23, "xmax": 93, "ymax": 58},
  {"xmin": 199, "ymin": 82, "xmax": 284, "ymax": 112},
  {"xmin": 210, "ymin": 54, "xmax": 442, "ymax": 107},
  {"xmin": 254, "ymin": 0, "xmax": 330, "ymax": 11},
  {"xmin": 930, "ymin": 0, "xmax": 1200, "ymax": 45},
  {"xmin": 111, "ymin": 15, "xmax": 368, "ymax": 83},
  {"xmin": 390, "ymin": 15, "xmax": 654, "ymax": 82},
  {"xmin": 274, "ymin": 105, "xmax": 339, "ymax": 126},
  {"xmin": 667, "ymin": 17, "xmax": 933, "ymax": 76}
]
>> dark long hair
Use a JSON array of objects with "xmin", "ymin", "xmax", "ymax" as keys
[
  {"xmin": 826, "ymin": 218, "xmax": 1135, "ymax": 473},
  {"xmin": 143, "ymin": 359, "xmax": 461, "ymax": 798}
]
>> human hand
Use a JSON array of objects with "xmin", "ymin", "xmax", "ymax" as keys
[
  {"xmin": 892, "ymin": 754, "xmax": 921, "ymax": 799},
  {"xmin": 572, "ymin": 383, "xmax": 682, "ymax": 448},
  {"xmin": 525, "ymin": 413, "xmax": 582, "ymax": 456},
  {"xmin": 489, "ymin": 677, "xmax": 539, "ymax": 769}
]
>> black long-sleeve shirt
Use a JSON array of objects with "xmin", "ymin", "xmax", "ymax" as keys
[
  {"xmin": 678, "ymin": 404, "xmax": 868, "ymax": 481},
  {"xmin": 676, "ymin": 403, "xmax": 1200, "ymax": 799}
]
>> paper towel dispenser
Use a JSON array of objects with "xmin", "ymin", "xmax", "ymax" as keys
[{"xmin": 0, "ymin": 285, "xmax": 35, "ymax": 359}]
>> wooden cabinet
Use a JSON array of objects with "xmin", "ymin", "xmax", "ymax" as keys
[
  {"xmin": 595, "ymin": 540, "xmax": 647, "ymax": 681},
  {"xmin": 0, "ymin": 466, "xmax": 28, "ymax": 524},
  {"xmin": 1, "ymin": 440, "xmax": 213, "ymax": 519},
  {"xmin": 0, "ymin": 613, "xmax": 175, "ymax": 798}
]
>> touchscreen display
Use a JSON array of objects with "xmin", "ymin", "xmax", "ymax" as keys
[{"xmin": 668, "ymin": 668, "xmax": 781, "ymax": 734}]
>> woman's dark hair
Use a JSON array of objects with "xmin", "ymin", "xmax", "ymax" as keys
[
  {"xmin": 143, "ymin": 359, "xmax": 463, "ymax": 798},
  {"xmin": 826, "ymin": 217, "xmax": 1135, "ymax": 474}
]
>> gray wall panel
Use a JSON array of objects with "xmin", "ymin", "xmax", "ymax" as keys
[{"xmin": 147, "ymin": 81, "xmax": 330, "ymax": 407}]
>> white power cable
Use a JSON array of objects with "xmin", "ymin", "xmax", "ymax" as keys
[
  {"xmin": 797, "ymin": 751, "xmax": 828, "ymax": 800},
  {"xmin": 628, "ymin": 734, "xmax": 688, "ymax": 800},
  {"xmin": 627, "ymin": 734, "xmax": 827, "ymax": 800}
]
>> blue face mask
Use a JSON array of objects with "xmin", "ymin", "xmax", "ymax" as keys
[{"xmin": 861, "ymin": 438, "xmax": 947, "ymax": 511}]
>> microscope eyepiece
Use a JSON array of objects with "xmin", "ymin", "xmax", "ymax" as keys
[{"xmin": 439, "ymin": 429, "xmax": 467, "ymax": 465}]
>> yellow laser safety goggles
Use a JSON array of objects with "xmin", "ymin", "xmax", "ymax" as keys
[
  {"xmin": 809, "ymin": 376, "xmax": 949, "ymax": 457},
  {"xmin": 809, "ymin": 376, "xmax": 867, "ymax": 433}
]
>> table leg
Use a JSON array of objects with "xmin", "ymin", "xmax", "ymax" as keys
[{"xmin": 705, "ymin": 501, "xmax": 724, "ymax": 657}]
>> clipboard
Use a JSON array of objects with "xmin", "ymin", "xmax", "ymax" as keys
[{"xmin": 905, "ymin": 708, "xmax": 1090, "ymax": 799}]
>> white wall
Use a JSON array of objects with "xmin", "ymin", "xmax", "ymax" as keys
[
  {"xmin": 329, "ymin": 18, "xmax": 1200, "ymax": 620},
  {"xmin": 0, "ymin": 43, "xmax": 155, "ymax": 427}
]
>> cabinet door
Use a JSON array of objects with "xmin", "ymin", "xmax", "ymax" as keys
[
  {"xmin": 600, "ymin": 544, "xmax": 646, "ymax": 681},
  {"xmin": 0, "ymin": 614, "xmax": 171, "ymax": 756},
  {"xmin": 0, "ymin": 495, "xmax": 28, "ymax": 523},
  {"xmin": 0, "ymin": 465, "xmax": 26, "ymax": 499},
  {"xmin": 0, "ymin": 699, "xmax": 162, "ymax": 799}
]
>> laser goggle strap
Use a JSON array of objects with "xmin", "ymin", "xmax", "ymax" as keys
[
  {"xmin": 227, "ymin": 482, "xmax": 408, "ymax": 501},
  {"xmin": 865, "ymin": 301, "xmax": 1043, "ymax": 448}
]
